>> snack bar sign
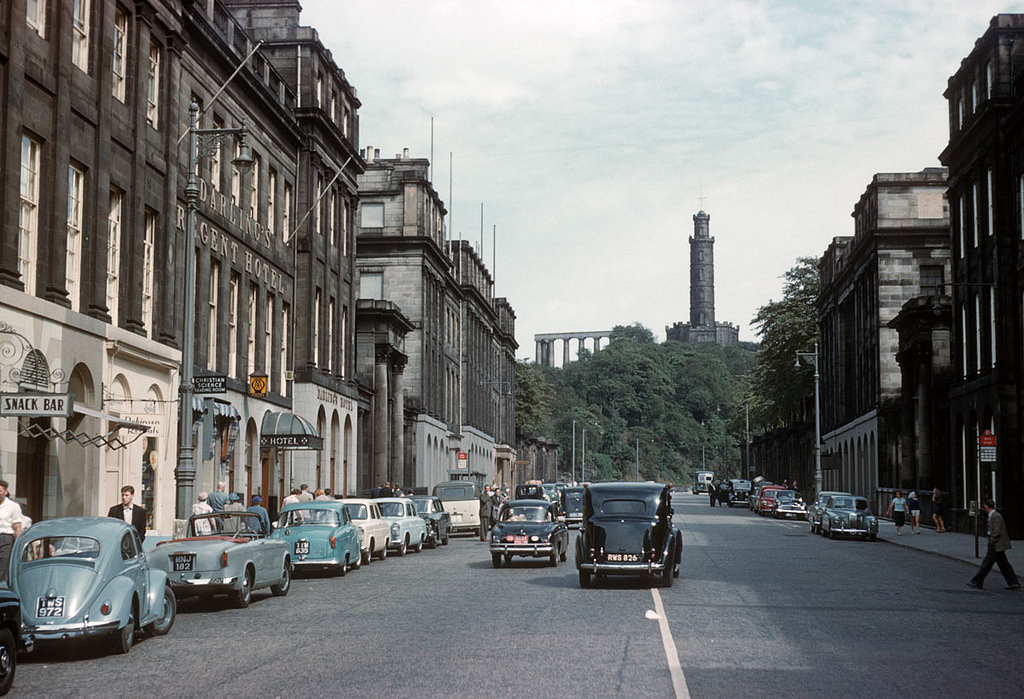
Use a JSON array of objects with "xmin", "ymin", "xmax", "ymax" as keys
[{"xmin": 1, "ymin": 392, "xmax": 73, "ymax": 418}]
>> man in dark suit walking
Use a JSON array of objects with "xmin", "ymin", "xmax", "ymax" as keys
[
  {"xmin": 968, "ymin": 499, "xmax": 1020, "ymax": 590},
  {"xmin": 108, "ymin": 485, "xmax": 147, "ymax": 542}
]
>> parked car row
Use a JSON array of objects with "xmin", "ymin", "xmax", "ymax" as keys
[
  {"xmin": 1, "ymin": 493, "xmax": 460, "ymax": 690},
  {"xmin": 739, "ymin": 482, "xmax": 879, "ymax": 540}
]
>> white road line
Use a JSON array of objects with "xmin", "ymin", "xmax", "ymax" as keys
[{"xmin": 650, "ymin": 588, "xmax": 691, "ymax": 699}]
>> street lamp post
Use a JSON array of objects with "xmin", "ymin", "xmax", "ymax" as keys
[
  {"xmin": 795, "ymin": 342, "xmax": 822, "ymax": 497},
  {"xmin": 177, "ymin": 100, "xmax": 251, "ymax": 520}
]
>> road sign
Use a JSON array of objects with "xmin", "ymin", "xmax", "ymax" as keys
[
  {"xmin": 249, "ymin": 372, "xmax": 268, "ymax": 398},
  {"xmin": 194, "ymin": 374, "xmax": 226, "ymax": 394},
  {"xmin": 456, "ymin": 451, "xmax": 468, "ymax": 469},
  {"xmin": 979, "ymin": 430, "xmax": 996, "ymax": 463},
  {"xmin": 0, "ymin": 392, "xmax": 73, "ymax": 418}
]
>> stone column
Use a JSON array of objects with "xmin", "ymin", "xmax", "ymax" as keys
[
  {"xmin": 536, "ymin": 339, "xmax": 543, "ymax": 365},
  {"xmin": 391, "ymin": 357, "xmax": 406, "ymax": 488},
  {"xmin": 373, "ymin": 346, "xmax": 390, "ymax": 489},
  {"xmin": 563, "ymin": 338, "xmax": 570, "ymax": 365}
]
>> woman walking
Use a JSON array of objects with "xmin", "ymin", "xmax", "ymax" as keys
[
  {"xmin": 906, "ymin": 491, "xmax": 921, "ymax": 534},
  {"xmin": 932, "ymin": 487, "xmax": 947, "ymax": 533},
  {"xmin": 886, "ymin": 490, "xmax": 908, "ymax": 536}
]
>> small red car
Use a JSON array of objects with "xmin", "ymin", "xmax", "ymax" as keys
[{"xmin": 756, "ymin": 485, "xmax": 787, "ymax": 515}]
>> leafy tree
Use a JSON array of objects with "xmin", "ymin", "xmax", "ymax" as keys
[
  {"xmin": 514, "ymin": 360, "xmax": 555, "ymax": 435},
  {"xmin": 745, "ymin": 257, "xmax": 820, "ymax": 429}
]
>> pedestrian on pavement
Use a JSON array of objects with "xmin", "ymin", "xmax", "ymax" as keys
[
  {"xmin": 223, "ymin": 492, "xmax": 245, "ymax": 513},
  {"xmin": 316, "ymin": 488, "xmax": 333, "ymax": 501},
  {"xmin": 283, "ymin": 487, "xmax": 302, "ymax": 506},
  {"xmin": 906, "ymin": 491, "xmax": 921, "ymax": 534},
  {"xmin": 932, "ymin": 487, "xmax": 947, "ymax": 533},
  {"xmin": 192, "ymin": 492, "xmax": 214, "ymax": 534},
  {"xmin": 247, "ymin": 495, "xmax": 271, "ymax": 535},
  {"xmin": 0, "ymin": 479, "xmax": 24, "ymax": 584},
  {"xmin": 479, "ymin": 485, "xmax": 494, "ymax": 541},
  {"xmin": 886, "ymin": 490, "xmax": 908, "ymax": 536},
  {"xmin": 298, "ymin": 484, "xmax": 314, "ymax": 502},
  {"xmin": 107, "ymin": 484, "xmax": 147, "ymax": 542},
  {"xmin": 208, "ymin": 481, "xmax": 229, "ymax": 513},
  {"xmin": 708, "ymin": 481, "xmax": 718, "ymax": 507},
  {"xmin": 371, "ymin": 483, "xmax": 382, "ymax": 498},
  {"xmin": 967, "ymin": 499, "xmax": 1020, "ymax": 590}
]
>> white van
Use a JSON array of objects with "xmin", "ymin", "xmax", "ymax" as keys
[{"xmin": 433, "ymin": 480, "xmax": 481, "ymax": 535}]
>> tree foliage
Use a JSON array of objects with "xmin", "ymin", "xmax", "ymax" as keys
[
  {"xmin": 745, "ymin": 257, "xmax": 820, "ymax": 429},
  {"xmin": 515, "ymin": 325, "xmax": 757, "ymax": 485}
]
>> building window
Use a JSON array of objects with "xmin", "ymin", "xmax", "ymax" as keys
[
  {"xmin": 974, "ymin": 294, "xmax": 982, "ymax": 373},
  {"xmin": 920, "ymin": 265, "xmax": 944, "ymax": 297},
  {"xmin": 26, "ymin": 0, "xmax": 46, "ymax": 37},
  {"xmin": 112, "ymin": 7, "xmax": 128, "ymax": 102},
  {"xmin": 342, "ymin": 200, "xmax": 349, "ymax": 256},
  {"xmin": 267, "ymin": 168, "xmax": 277, "ymax": 238},
  {"xmin": 142, "ymin": 211, "xmax": 156, "ymax": 335},
  {"xmin": 989, "ymin": 287, "xmax": 997, "ymax": 367},
  {"xmin": 19, "ymin": 135, "xmax": 41, "ymax": 296},
  {"xmin": 316, "ymin": 72, "xmax": 323, "ymax": 107},
  {"xmin": 282, "ymin": 183, "xmax": 292, "ymax": 242},
  {"xmin": 957, "ymin": 195, "xmax": 965, "ymax": 258},
  {"xmin": 361, "ymin": 202, "xmax": 384, "ymax": 228},
  {"xmin": 66, "ymin": 164, "xmax": 86, "ymax": 312},
  {"xmin": 247, "ymin": 283, "xmax": 258, "ymax": 376},
  {"xmin": 986, "ymin": 61, "xmax": 994, "ymax": 99},
  {"xmin": 971, "ymin": 181, "xmax": 979, "ymax": 249},
  {"xmin": 146, "ymin": 42, "xmax": 160, "ymax": 127},
  {"xmin": 249, "ymin": 153, "xmax": 260, "ymax": 221},
  {"xmin": 231, "ymin": 140, "xmax": 242, "ymax": 207},
  {"xmin": 229, "ymin": 272, "xmax": 240, "ymax": 377},
  {"xmin": 265, "ymin": 294, "xmax": 274, "ymax": 379},
  {"xmin": 314, "ymin": 289, "xmax": 322, "ymax": 367},
  {"xmin": 281, "ymin": 302, "xmax": 290, "ymax": 397},
  {"xmin": 208, "ymin": 261, "xmax": 220, "ymax": 371},
  {"xmin": 340, "ymin": 305, "xmax": 348, "ymax": 379},
  {"xmin": 314, "ymin": 175, "xmax": 323, "ymax": 235},
  {"xmin": 986, "ymin": 170, "xmax": 994, "ymax": 238},
  {"xmin": 359, "ymin": 272, "xmax": 383, "ymax": 300},
  {"xmin": 107, "ymin": 189, "xmax": 123, "ymax": 323},
  {"xmin": 327, "ymin": 297, "xmax": 335, "ymax": 374},
  {"xmin": 210, "ymin": 115, "xmax": 223, "ymax": 187},
  {"xmin": 329, "ymin": 190, "xmax": 337, "ymax": 247},
  {"xmin": 960, "ymin": 303, "xmax": 968, "ymax": 377},
  {"xmin": 72, "ymin": 0, "xmax": 90, "ymax": 70}
]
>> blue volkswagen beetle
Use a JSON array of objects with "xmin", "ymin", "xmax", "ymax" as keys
[
  {"xmin": 9, "ymin": 517, "xmax": 175, "ymax": 654},
  {"xmin": 270, "ymin": 501, "xmax": 361, "ymax": 576}
]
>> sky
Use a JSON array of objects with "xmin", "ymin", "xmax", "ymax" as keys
[{"xmin": 301, "ymin": 0, "xmax": 1024, "ymax": 362}]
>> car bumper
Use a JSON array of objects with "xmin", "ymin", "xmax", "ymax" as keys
[
  {"xmin": 775, "ymin": 510, "xmax": 806, "ymax": 519},
  {"xmin": 167, "ymin": 574, "xmax": 239, "ymax": 594},
  {"xmin": 565, "ymin": 517, "xmax": 583, "ymax": 528},
  {"xmin": 24, "ymin": 618, "xmax": 121, "ymax": 644},
  {"xmin": 490, "ymin": 543, "xmax": 555, "ymax": 557},
  {"xmin": 293, "ymin": 557, "xmax": 344, "ymax": 569},
  {"xmin": 831, "ymin": 526, "xmax": 877, "ymax": 536},
  {"xmin": 578, "ymin": 560, "xmax": 667, "ymax": 575}
]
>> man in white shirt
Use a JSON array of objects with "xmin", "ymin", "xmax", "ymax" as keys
[{"xmin": 0, "ymin": 479, "xmax": 24, "ymax": 583}]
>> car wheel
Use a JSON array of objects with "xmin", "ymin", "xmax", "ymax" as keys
[
  {"xmin": 235, "ymin": 567, "xmax": 254, "ymax": 608},
  {"xmin": 491, "ymin": 552, "xmax": 502, "ymax": 568},
  {"xmin": 114, "ymin": 606, "xmax": 136, "ymax": 654},
  {"xmin": 869, "ymin": 533, "xmax": 877, "ymax": 541},
  {"xmin": 397, "ymin": 537, "xmax": 407, "ymax": 557},
  {"xmin": 560, "ymin": 547, "xmax": 568, "ymax": 562},
  {"xmin": 414, "ymin": 536, "xmax": 424, "ymax": 553},
  {"xmin": 549, "ymin": 549, "xmax": 558, "ymax": 567},
  {"xmin": 271, "ymin": 560, "xmax": 291, "ymax": 596},
  {"xmin": 829, "ymin": 526, "xmax": 836, "ymax": 540},
  {"xmin": 442, "ymin": 530, "xmax": 450, "ymax": 545},
  {"xmin": 0, "ymin": 628, "xmax": 17, "ymax": 695},
  {"xmin": 338, "ymin": 557, "xmax": 348, "ymax": 577},
  {"xmin": 504, "ymin": 554, "xmax": 512, "ymax": 563},
  {"xmin": 578, "ymin": 568, "xmax": 591, "ymax": 588},
  {"xmin": 378, "ymin": 541, "xmax": 388, "ymax": 560},
  {"xmin": 660, "ymin": 555, "xmax": 674, "ymax": 588},
  {"xmin": 361, "ymin": 545, "xmax": 371, "ymax": 565},
  {"xmin": 146, "ymin": 585, "xmax": 176, "ymax": 636}
]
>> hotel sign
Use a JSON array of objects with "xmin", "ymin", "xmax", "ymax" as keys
[{"xmin": 0, "ymin": 392, "xmax": 73, "ymax": 418}]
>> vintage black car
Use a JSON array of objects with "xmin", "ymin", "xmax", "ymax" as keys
[
  {"xmin": 409, "ymin": 495, "xmax": 452, "ymax": 548},
  {"xmin": 489, "ymin": 499, "xmax": 569, "ymax": 567},
  {"xmin": 576, "ymin": 482, "xmax": 681, "ymax": 588},
  {"xmin": 0, "ymin": 587, "xmax": 22, "ymax": 695},
  {"xmin": 561, "ymin": 486, "xmax": 585, "ymax": 528},
  {"xmin": 727, "ymin": 479, "xmax": 751, "ymax": 507}
]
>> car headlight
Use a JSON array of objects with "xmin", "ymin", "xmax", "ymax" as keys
[{"xmin": 391, "ymin": 523, "xmax": 400, "ymax": 536}]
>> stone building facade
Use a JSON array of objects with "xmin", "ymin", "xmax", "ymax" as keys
[
  {"xmin": 1, "ymin": 0, "xmax": 363, "ymax": 531},
  {"xmin": 817, "ymin": 169, "xmax": 950, "ymax": 503},
  {"xmin": 939, "ymin": 14, "xmax": 1024, "ymax": 534}
]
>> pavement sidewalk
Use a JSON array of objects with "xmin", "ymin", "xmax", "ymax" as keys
[{"xmin": 876, "ymin": 521, "xmax": 1024, "ymax": 574}]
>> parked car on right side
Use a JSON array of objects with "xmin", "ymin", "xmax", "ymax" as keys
[
  {"xmin": 755, "ymin": 485, "xmax": 786, "ymax": 515},
  {"xmin": 807, "ymin": 491, "xmax": 852, "ymax": 534},
  {"xmin": 341, "ymin": 499, "xmax": 391, "ymax": 563},
  {"xmin": 432, "ymin": 481, "xmax": 481, "ymax": 535},
  {"xmin": 0, "ymin": 587, "xmax": 20, "ymax": 694},
  {"xmin": 375, "ymin": 497, "xmax": 428, "ymax": 556},
  {"xmin": 726, "ymin": 479, "xmax": 751, "ymax": 507},
  {"xmin": 820, "ymin": 495, "xmax": 879, "ymax": 541},
  {"xmin": 409, "ymin": 495, "xmax": 451, "ymax": 548}
]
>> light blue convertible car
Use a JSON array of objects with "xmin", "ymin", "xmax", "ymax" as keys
[
  {"xmin": 375, "ymin": 497, "xmax": 428, "ymax": 556},
  {"xmin": 10, "ymin": 517, "xmax": 176, "ymax": 655},
  {"xmin": 270, "ymin": 501, "xmax": 361, "ymax": 576}
]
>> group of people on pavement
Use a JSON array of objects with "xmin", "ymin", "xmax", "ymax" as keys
[
  {"xmin": 885, "ymin": 487, "xmax": 948, "ymax": 536},
  {"xmin": 479, "ymin": 484, "xmax": 506, "ymax": 540},
  {"xmin": 182, "ymin": 481, "xmax": 270, "ymax": 534},
  {"xmin": 370, "ymin": 482, "xmax": 408, "ymax": 498}
]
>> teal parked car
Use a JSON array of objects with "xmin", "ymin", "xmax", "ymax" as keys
[
  {"xmin": 271, "ymin": 501, "xmax": 361, "ymax": 576},
  {"xmin": 11, "ymin": 517, "xmax": 175, "ymax": 655},
  {"xmin": 375, "ymin": 498, "xmax": 428, "ymax": 556}
]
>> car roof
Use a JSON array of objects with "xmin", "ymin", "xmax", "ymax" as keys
[
  {"xmin": 374, "ymin": 497, "xmax": 414, "ymax": 504},
  {"xmin": 280, "ymin": 501, "xmax": 345, "ymax": 510},
  {"xmin": 25, "ymin": 516, "xmax": 131, "ymax": 538},
  {"xmin": 340, "ymin": 498, "xmax": 375, "ymax": 505},
  {"xmin": 504, "ymin": 499, "xmax": 553, "ymax": 507}
]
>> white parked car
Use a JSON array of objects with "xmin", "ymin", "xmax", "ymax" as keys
[
  {"xmin": 432, "ymin": 480, "xmax": 481, "ymax": 535},
  {"xmin": 375, "ymin": 497, "xmax": 428, "ymax": 556},
  {"xmin": 341, "ymin": 499, "xmax": 390, "ymax": 564}
]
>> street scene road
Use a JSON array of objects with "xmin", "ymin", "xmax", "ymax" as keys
[{"xmin": 13, "ymin": 493, "xmax": 1022, "ymax": 698}]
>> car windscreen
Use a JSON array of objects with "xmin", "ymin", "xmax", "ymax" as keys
[
  {"xmin": 22, "ymin": 535, "xmax": 100, "ymax": 561},
  {"xmin": 854, "ymin": 499, "xmax": 870, "ymax": 511},
  {"xmin": 279, "ymin": 508, "xmax": 340, "ymax": 527},
  {"xmin": 500, "ymin": 506, "xmax": 549, "ymax": 522},
  {"xmin": 831, "ymin": 498, "xmax": 853, "ymax": 509},
  {"xmin": 410, "ymin": 499, "xmax": 433, "ymax": 514},
  {"xmin": 599, "ymin": 499, "xmax": 647, "ymax": 515},
  {"xmin": 344, "ymin": 504, "xmax": 368, "ymax": 520},
  {"xmin": 564, "ymin": 494, "xmax": 583, "ymax": 511},
  {"xmin": 378, "ymin": 502, "xmax": 405, "ymax": 518},
  {"xmin": 436, "ymin": 486, "xmax": 474, "ymax": 500},
  {"xmin": 776, "ymin": 491, "xmax": 797, "ymax": 501}
]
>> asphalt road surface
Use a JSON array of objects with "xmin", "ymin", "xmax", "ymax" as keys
[{"xmin": 13, "ymin": 493, "xmax": 1024, "ymax": 697}]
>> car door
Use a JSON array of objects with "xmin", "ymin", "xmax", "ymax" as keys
[{"xmin": 120, "ymin": 529, "xmax": 148, "ymax": 619}]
